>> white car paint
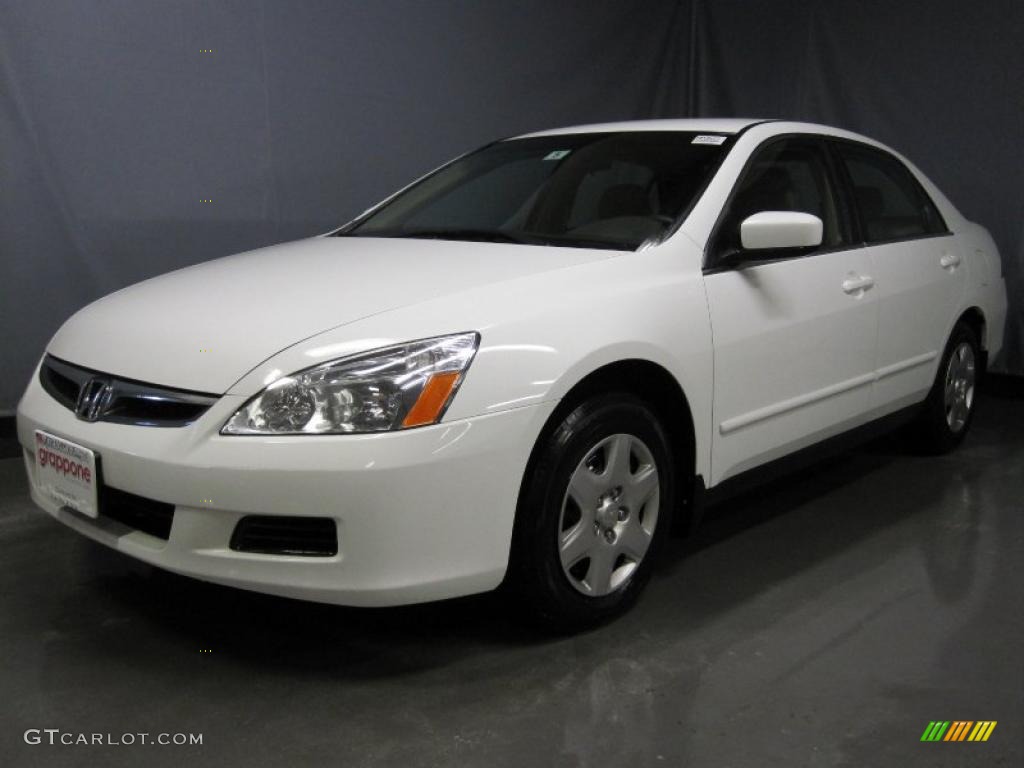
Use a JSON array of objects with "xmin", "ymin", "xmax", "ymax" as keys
[
  {"xmin": 16, "ymin": 119, "xmax": 1008, "ymax": 606},
  {"xmin": 704, "ymin": 244, "xmax": 881, "ymax": 480},
  {"xmin": 46, "ymin": 236, "xmax": 611, "ymax": 394},
  {"xmin": 740, "ymin": 211, "xmax": 823, "ymax": 250}
]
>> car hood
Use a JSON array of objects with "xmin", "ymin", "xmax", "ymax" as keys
[{"xmin": 47, "ymin": 236, "xmax": 612, "ymax": 393}]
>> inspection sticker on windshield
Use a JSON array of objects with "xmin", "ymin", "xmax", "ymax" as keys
[
  {"xmin": 544, "ymin": 150, "xmax": 572, "ymax": 161},
  {"xmin": 692, "ymin": 135, "xmax": 727, "ymax": 145}
]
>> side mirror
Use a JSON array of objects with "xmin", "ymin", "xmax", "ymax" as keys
[{"xmin": 740, "ymin": 211, "xmax": 823, "ymax": 252}]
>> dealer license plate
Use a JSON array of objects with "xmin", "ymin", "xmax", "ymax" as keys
[{"xmin": 34, "ymin": 430, "xmax": 99, "ymax": 518}]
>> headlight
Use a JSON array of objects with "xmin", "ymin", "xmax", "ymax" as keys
[{"xmin": 221, "ymin": 332, "xmax": 479, "ymax": 435}]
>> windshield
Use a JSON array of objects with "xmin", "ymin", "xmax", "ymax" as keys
[{"xmin": 343, "ymin": 132, "xmax": 731, "ymax": 250}]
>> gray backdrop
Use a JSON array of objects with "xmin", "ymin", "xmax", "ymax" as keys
[{"xmin": 1, "ymin": 0, "xmax": 1021, "ymax": 413}]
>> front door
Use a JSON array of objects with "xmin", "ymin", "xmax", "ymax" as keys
[{"xmin": 703, "ymin": 136, "xmax": 879, "ymax": 484}]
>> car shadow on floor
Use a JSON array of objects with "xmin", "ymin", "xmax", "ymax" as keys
[{"xmin": 59, "ymin": 388, "xmax": 1021, "ymax": 679}]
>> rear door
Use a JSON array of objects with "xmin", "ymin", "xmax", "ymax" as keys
[
  {"xmin": 831, "ymin": 141, "xmax": 965, "ymax": 413},
  {"xmin": 703, "ymin": 136, "xmax": 879, "ymax": 484}
]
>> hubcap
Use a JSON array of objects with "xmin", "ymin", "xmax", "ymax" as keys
[
  {"xmin": 557, "ymin": 433, "xmax": 660, "ymax": 597},
  {"xmin": 944, "ymin": 342, "xmax": 976, "ymax": 433}
]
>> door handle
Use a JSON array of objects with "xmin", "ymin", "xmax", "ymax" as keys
[
  {"xmin": 940, "ymin": 252, "xmax": 961, "ymax": 270},
  {"xmin": 842, "ymin": 275, "xmax": 875, "ymax": 295}
]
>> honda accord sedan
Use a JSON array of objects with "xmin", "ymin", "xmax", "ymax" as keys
[{"xmin": 17, "ymin": 119, "xmax": 1007, "ymax": 629}]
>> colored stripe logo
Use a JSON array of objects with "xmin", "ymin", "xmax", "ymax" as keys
[{"xmin": 921, "ymin": 721, "xmax": 997, "ymax": 742}]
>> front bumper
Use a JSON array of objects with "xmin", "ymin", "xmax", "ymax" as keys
[{"xmin": 17, "ymin": 370, "xmax": 552, "ymax": 606}]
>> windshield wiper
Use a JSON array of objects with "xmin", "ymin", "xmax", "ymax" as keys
[
  {"xmin": 342, "ymin": 227, "xmax": 630, "ymax": 250},
  {"xmin": 353, "ymin": 228, "xmax": 533, "ymax": 245},
  {"xmin": 520, "ymin": 232, "xmax": 630, "ymax": 251}
]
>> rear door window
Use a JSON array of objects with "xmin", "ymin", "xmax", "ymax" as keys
[{"xmin": 834, "ymin": 142, "xmax": 947, "ymax": 243}]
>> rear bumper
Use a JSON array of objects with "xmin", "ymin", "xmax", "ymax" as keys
[{"xmin": 17, "ymin": 369, "xmax": 552, "ymax": 606}]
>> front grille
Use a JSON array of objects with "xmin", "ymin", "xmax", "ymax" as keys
[
  {"xmin": 100, "ymin": 486, "xmax": 175, "ymax": 540},
  {"xmin": 41, "ymin": 363, "xmax": 80, "ymax": 408},
  {"xmin": 230, "ymin": 516, "xmax": 338, "ymax": 557},
  {"xmin": 40, "ymin": 355, "xmax": 219, "ymax": 427}
]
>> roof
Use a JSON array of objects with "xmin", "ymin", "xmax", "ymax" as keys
[{"xmin": 516, "ymin": 118, "xmax": 765, "ymax": 138}]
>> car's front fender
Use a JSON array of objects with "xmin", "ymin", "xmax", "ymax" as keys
[{"xmin": 227, "ymin": 242, "xmax": 715, "ymax": 480}]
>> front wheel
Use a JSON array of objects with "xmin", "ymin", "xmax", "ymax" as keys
[
  {"xmin": 507, "ymin": 394, "xmax": 677, "ymax": 632},
  {"xmin": 912, "ymin": 321, "xmax": 980, "ymax": 453}
]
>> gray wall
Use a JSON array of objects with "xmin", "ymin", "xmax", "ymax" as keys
[{"xmin": 1, "ymin": 0, "xmax": 1021, "ymax": 413}]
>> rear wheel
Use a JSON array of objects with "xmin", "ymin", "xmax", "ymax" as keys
[
  {"xmin": 912, "ymin": 321, "xmax": 980, "ymax": 453},
  {"xmin": 507, "ymin": 394, "xmax": 676, "ymax": 632}
]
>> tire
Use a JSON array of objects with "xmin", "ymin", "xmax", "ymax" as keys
[
  {"xmin": 912, "ymin": 321, "xmax": 981, "ymax": 454},
  {"xmin": 507, "ymin": 394, "xmax": 677, "ymax": 632}
]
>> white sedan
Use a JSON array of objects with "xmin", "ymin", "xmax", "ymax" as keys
[{"xmin": 16, "ymin": 119, "xmax": 1007, "ymax": 629}]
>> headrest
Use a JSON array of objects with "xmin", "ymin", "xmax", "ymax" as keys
[
  {"xmin": 598, "ymin": 184, "xmax": 652, "ymax": 219},
  {"xmin": 855, "ymin": 186, "xmax": 884, "ymax": 218},
  {"xmin": 735, "ymin": 166, "xmax": 794, "ymax": 214}
]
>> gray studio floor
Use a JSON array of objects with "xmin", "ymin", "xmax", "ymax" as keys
[{"xmin": 1, "ymin": 385, "xmax": 1021, "ymax": 768}]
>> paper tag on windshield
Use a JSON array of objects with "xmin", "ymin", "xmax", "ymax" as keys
[
  {"xmin": 544, "ymin": 150, "xmax": 572, "ymax": 161},
  {"xmin": 692, "ymin": 135, "xmax": 727, "ymax": 145}
]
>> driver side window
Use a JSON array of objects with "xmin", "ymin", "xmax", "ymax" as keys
[{"xmin": 715, "ymin": 138, "xmax": 850, "ymax": 261}]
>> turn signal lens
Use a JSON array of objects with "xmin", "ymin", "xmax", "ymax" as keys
[{"xmin": 402, "ymin": 372, "xmax": 462, "ymax": 428}]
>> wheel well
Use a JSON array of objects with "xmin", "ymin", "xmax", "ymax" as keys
[
  {"xmin": 959, "ymin": 307, "xmax": 986, "ymax": 350},
  {"xmin": 958, "ymin": 307, "xmax": 988, "ymax": 373},
  {"xmin": 527, "ymin": 359, "xmax": 698, "ymax": 534}
]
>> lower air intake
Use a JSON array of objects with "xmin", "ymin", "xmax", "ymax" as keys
[
  {"xmin": 230, "ymin": 516, "xmax": 338, "ymax": 557},
  {"xmin": 101, "ymin": 487, "xmax": 175, "ymax": 540}
]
